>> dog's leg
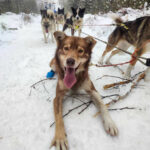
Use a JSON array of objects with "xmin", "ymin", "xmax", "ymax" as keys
[
  {"xmin": 51, "ymin": 30, "xmax": 54, "ymax": 43},
  {"xmin": 51, "ymin": 33, "xmax": 54, "ymax": 42},
  {"xmin": 83, "ymin": 79, "xmax": 118, "ymax": 136},
  {"xmin": 42, "ymin": 28, "xmax": 47, "ymax": 43},
  {"xmin": 125, "ymin": 47, "xmax": 143, "ymax": 78},
  {"xmin": 51, "ymin": 84, "xmax": 68, "ymax": 150},
  {"xmin": 99, "ymin": 31, "xmax": 121, "ymax": 64},
  {"xmin": 105, "ymin": 49, "xmax": 120, "ymax": 64},
  {"xmin": 71, "ymin": 28, "xmax": 74, "ymax": 36},
  {"xmin": 106, "ymin": 41, "xmax": 131, "ymax": 64},
  {"xmin": 46, "ymin": 32, "xmax": 50, "ymax": 43},
  {"xmin": 99, "ymin": 44, "xmax": 115, "ymax": 65},
  {"xmin": 57, "ymin": 24, "xmax": 59, "ymax": 31},
  {"xmin": 78, "ymin": 29, "xmax": 81, "ymax": 37}
]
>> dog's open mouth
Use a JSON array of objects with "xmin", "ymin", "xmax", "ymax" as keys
[
  {"xmin": 45, "ymin": 27, "xmax": 48, "ymax": 33},
  {"xmin": 63, "ymin": 65, "xmax": 79, "ymax": 89}
]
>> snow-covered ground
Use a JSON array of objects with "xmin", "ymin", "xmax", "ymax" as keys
[{"xmin": 0, "ymin": 8, "xmax": 150, "ymax": 150}]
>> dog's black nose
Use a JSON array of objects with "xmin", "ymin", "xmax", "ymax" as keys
[
  {"xmin": 67, "ymin": 58, "xmax": 75, "ymax": 66},
  {"xmin": 77, "ymin": 17, "xmax": 79, "ymax": 20}
]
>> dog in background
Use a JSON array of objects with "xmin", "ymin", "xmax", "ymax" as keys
[
  {"xmin": 40, "ymin": 9, "xmax": 56, "ymax": 43},
  {"xmin": 55, "ymin": 8, "xmax": 65, "ymax": 30},
  {"xmin": 50, "ymin": 31, "xmax": 118, "ymax": 150},
  {"xmin": 63, "ymin": 7, "xmax": 85, "ymax": 36},
  {"xmin": 99, "ymin": 16, "xmax": 150, "ymax": 78}
]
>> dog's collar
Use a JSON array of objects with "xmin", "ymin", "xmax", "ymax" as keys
[{"xmin": 75, "ymin": 25, "xmax": 79, "ymax": 30}]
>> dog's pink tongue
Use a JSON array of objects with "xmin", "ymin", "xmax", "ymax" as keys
[
  {"xmin": 46, "ymin": 28, "xmax": 48, "ymax": 33},
  {"xmin": 64, "ymin": 67, "xmax": 77, "ymax": 89}
]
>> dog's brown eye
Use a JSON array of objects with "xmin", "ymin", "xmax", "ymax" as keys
[
  {"xmin": 78, "ymin": 49, "xmax": 84, "ymax": 53},
  {"xmin": 64, "ymin": 47, "xmax": 69, "ymax": 51}
]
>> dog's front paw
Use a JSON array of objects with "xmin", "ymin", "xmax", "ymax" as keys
[
  {"xmin": 50, "ymin": 135, "xmax": 68, "ymax": 150},
  {"xmin": 103, "ymin": 117, "xmax": 118, "ymax": 136}
]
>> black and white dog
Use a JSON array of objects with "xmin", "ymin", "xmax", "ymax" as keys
[
  {"xmin": 40, "ymin": 9, "xmax": 56, "ymax": 43},
  {"xmin": 63, "ymin": 7, "xmax": 85, "ymax": 36},
  {"xmin": 55, "ymin": 8, "xmax": 65, "ymax": 30}
]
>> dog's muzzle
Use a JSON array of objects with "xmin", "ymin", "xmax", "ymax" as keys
[{"xmin": 76, "ymin": 17, "xmax": 79, "ymax": 20}]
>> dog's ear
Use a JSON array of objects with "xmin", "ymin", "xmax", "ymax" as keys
[
  {"xmin": 79, "ymin": 8, "xmax": 85, "ymax": 17},
  {"xmin": 80, "ymin": 8, "xmax": 85, "ymax": 13},
  {"xmin": 54, "ymin": 31, "xmax": 67, "ymax": 44},
  {"xmin": 58, "ymin": 8, "xmax": 60, "ymax": 13},
  {"xmin": 71, "ymin": 7, "xmax": 76, "ymax": 15},
  {"xmin": 84, "ymin": 36, "xmax": 96, "ymax": 50}
]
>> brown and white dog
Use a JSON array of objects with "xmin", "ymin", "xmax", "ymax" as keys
[
  {"xmin": 40, "ymin": 9, "xmax": 56, "ymax": 43},
  {"xmin": 99, "ymin": 16, "xmax": 150, "ymax": 78},
  {"xmin": 50, "ymin": 31, "xmax": 118, "ymax": 150}
]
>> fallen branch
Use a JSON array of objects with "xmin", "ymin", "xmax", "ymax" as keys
[
  {"xmin": 50, "ymin": 93, "xmax": 124, "ymax": 127},
  {"xmin": 94, "ymin": 71, "xmax": 146, "ymax": 117},
  {"xmin": 103, "ymin": 71, "xmax": 145, "ymax": 90},
  {"xmin": 103, "ymin": 80, "xmax": 131, "ymax": 90},
  {"xmin": 108, "ymin": 106, "xmax": 142, "ymax": 111},
  {"xmin": 78, "ymin": 101, "xmax": 93, "ymax": 114},
  {"xmin": 97, "ymin": 75, "xmax": 129, "ymax": 81},
  {"xmin": 102, "ymin": 94, "xmax": 120, "ymax": 99},
  {"xmin": 93, "ymin": 106, "xmax": 142, "ymax": 117},
  {"xmin": 30, "ymin": 78, "xmax": 56, "ymax": 88},
  {"xmin": 50, "ymin": 101, "xmax": 92, "ymax": 127}
]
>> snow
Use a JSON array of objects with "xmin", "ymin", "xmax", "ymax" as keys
[{"xmin": 0, "ymin": 8, "xmax": 150, "ymax": 150}]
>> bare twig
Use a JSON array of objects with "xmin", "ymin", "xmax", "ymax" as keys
[
  {"xmin": 93, "ymin": 106, "xmax": 142, "ymax": 117},
  {"xmin": 131, "ymin": 71, "xmax": 145, "ymax": 80},
  {"xmin": 72, "ymin": 96, "xmax": 89, "ymax": 106},
  {"xmin": 94, "ymin": 72, "xmax": 146, "ymax": 117},
  {"xmin": 29, "ymin": 78, "xmax": 56, "ymax": 96},
  {"xmin": 108, "ymin": 106, "xmax": 142, "ymax": 111},
  {"xmin": 46, "ymin": 97, "xmax": 52, "ymax": 102},
  {"xmin": 97, "ymin": 75, "xmax": 130, "ymax": 81},
  {"xmin": 78, "ymin": 101, "xmax": 93, "ymax": 114},
  {"xmin": 102, "ymin": 94, "xmax": 120, "ymax": 99},
  {"xmin": 50, "ymin": 101, "xmax": 92, "ymax": 127},
  {"xmin": 50, "ymin": 93, "xmax": 122, "ymax": 127},
  {"xmin": 42, "ymin": 82, "xmax": 49, "ymax": 94},
  {"xmin": 30, "ymin": 78, "xmax": 56, "ymax": 88},
  {"xmin": 103, "ymin": 80, "xmax": 131, "ymax": 90},
  {"xmin": 103, "ymin": 71, "xmax": 145, "ymax": 90}
]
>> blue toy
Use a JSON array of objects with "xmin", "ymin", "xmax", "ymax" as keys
[{"xmin": 46, "ymin": 70, "xmax": 55, "ymax": 78}]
